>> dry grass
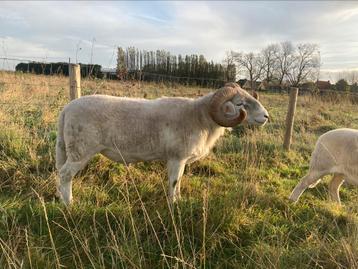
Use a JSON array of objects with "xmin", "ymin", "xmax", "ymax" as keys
[{"xmin": 1, "ymin": 70, "xmax": 358, "ymax": 268}]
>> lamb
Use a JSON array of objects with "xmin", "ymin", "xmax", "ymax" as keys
[
  {"xmin": 289, "ymin": 128, "xmax": 358, "ymax": 204},
  {"xmin": 56, "ymin": 83, "xmax": 269, "ymax": 205}
]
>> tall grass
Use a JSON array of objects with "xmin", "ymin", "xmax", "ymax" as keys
[{"xmin": 1, "ymin": 71, "xmax": 358, "ymax": 268}]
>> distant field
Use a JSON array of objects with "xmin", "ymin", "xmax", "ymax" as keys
[{"xmin": 1, "ymin": 71, "xmax": 358, "ymax": 269}]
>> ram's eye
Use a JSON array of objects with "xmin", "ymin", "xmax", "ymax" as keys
[{"xmin": 236, "ymin": 103, "xmax": 243, "ymax": 107}]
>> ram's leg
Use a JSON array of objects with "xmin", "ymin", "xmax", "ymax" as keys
[
  {"xmin": 328, "ymin": 174, "xmax": 344, "ymax": 204},
  {"xmin": 58, "ymin": 159, "xmax": 89, "ymax": 205},
  {"xmin": 167, "ymin": 159, "xmax": 186, "ymax": 203},
  {"xmin": 58, "ymin": 146, "xmax": 103, "ymax": 205},
  {"xmin": 289, "ymin": 170, "xmax": 327, "ymax": 202}
]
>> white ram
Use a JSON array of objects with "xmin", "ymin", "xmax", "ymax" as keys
[
  {"xmin": 56, "ymin": 83, "xmax": 269, "ymax": 205},
  {"xmin": 289, "ymin": 128, "xmax": 358, "ymax": 204}
]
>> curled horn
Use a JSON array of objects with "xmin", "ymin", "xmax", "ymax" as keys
[
  {"xmin": 224, "ymin": 82, "xmax": 240, "ymax": 88},
  {"xmin": 209, "ymin": 87, "xmax": 247, "ymax": 127}
]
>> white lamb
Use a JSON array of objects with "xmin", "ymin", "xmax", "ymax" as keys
[
  {"xmin": 289, "ymin": 128, "xmax": 358, "ymax": 204},
  {"xmin": 56, "ymin": 83, "xmax": 269, "ymax": 205}
]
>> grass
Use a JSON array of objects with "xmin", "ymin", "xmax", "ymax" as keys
[{"xmin": 1, "ymin": 70, "xmax": 358, "ymax": 268}]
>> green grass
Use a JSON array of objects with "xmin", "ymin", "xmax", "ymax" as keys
[{"xmin": 1, "ymin": 71, "xmax": 358, "ymax": 268}]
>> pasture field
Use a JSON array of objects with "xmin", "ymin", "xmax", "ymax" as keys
[{"xmin": 1, "ymin": 71, "xmax": 358, "ymax": 269}]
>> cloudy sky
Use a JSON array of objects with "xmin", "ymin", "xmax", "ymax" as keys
[{"xmin": 1, "ymin": 1, "xmax": 358, "ymax": 79}]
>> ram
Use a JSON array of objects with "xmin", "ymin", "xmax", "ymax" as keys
[
  {"xmin": 56, "ymin": 83, "xmax": 269, "ymax": 205},
  {"xmin": 289, "ymin": 128, "xmax": 358, "ymax": 204}
]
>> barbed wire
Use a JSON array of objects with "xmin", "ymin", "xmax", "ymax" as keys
[
  {"xmin": 1, "ymin": 55, "xmax": 69, "ymax": 60},
  {"xmin": 0, "ymin": 81, "xmax": 66, "ymax": 87},
  {"xmin": 140, "ymin": 71, "xmax": 228, "ymax": 82},
  {"xmin": 294, "ymin": 89, "xmax": 358, "ymax": 97},
  {"xmin": 0, "ymin": 103, "xmax": 66, "ymax": 108},
  {"xmin": 0, "ymin": 56, "xmax": 68, "ymax": 64},
  {"xmin": 0, "ymin": 120, "xmax": 57, "ymax": 124},
  {"xmin": 1, "ymin": 77, "xmax": 357, "ymax": 96}
]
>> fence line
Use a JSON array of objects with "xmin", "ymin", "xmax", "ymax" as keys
[
  {"xmin": 1, "ymin": 56, "xmax": 358, "ymax": 96},
  {"xmin": 2, "ymin": 71, "xmax": 358, "ymax": 98},
  {"xmin": 0, "ymin": 120, "xmax": 57, "ymax": 124},
  {"xmin": 0, "ymin": 81, "xmax": 66, "ymax": 87},
  {"xmin": 0, "ymin": 102, "xmax": 64, "ymax": 106},
  {"xmin": 1, "ymin": 71, "xmax": 358, "ymax": 99},
  {"xmin": 0, "ymin": 55, "xmax": 69, "ymax": 61},
  {"xmin": 0, "ymin": 57, "xmax": 56, "ymax": 63},
  {"xmin": 1, "ymin": 68, "xmax": 358, "ymax": 150},
  {"xmin": 141, "ymin": 71, "xmax": 228, "ymax": 82}
]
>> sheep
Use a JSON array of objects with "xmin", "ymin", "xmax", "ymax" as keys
[
  {"xmin": 289, "ymin": 128, "xmax": 358, "ymax": 204},
  {"xmin": 56, "ymin": 83, "xmax": 269, "ymax": 205}
]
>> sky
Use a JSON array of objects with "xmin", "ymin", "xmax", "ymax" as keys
[{"xmin": 1, "ymin": 1, "xmax": 358, "ymax": 80}]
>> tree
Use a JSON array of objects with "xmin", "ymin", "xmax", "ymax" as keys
[
  {"xmin": 351, "ymin": 82, "xmax": 358, "ymax": 92},
  {"xmin": 223, "ymin": 50, "xmax": 236, "ymax": 82},
  {"xmin": 234, "ymin": 51, "xmax": 264, "ymax": 91},
  {"xmin": 286, "ymin": 43, "xmax": 320, "ymax": 86},
  {"xmin": 348, "ymin": 71, "xmax": 358, "ymax": 84},
  {"xmin": 336, "ymin": 70, "xmax": 358, "ymax": 84},
  {"xmin": 336, "ymin": 79, "xmax": 350, "ymax": 91},
  {"xmin": 116, "ymin": 47, "xmax": 127, "ymax": 80},
  {"xmin": 116, "ymin": 46, "xmax": 233, "ymax": 86},
  {"xmin": 261, "ymin": 44, "xmax": 279, "ymax": 83},
  {"xmin": 275, "ymin": 41, "xmax": 295, "ymax": 85}
]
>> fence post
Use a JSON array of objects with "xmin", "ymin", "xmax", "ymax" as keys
[
  {"xmin": 283, "ymin": 87, "xmax": 299, "ymax": 151},
  {"xmin": 69, "ymin": 64, "xmax": 81, "ymax": 100}
]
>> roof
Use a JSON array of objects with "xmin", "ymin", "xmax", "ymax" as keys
[
  {"xmin": 316, "ymin": 80, "xmax": 331, "ymax": 90},
  {"xmin": 237, "ymin": 79, "xmax": 247, "ymax": 87},
  {"xmin": 102, "ymin": 68, "xmax": 116, "ymax": 73},
  {"xmin": 242, "ymin": 80, "xmax": 261, "ymax": 89}
]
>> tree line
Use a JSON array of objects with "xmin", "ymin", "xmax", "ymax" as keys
[
  {"xmin": 15, "ymin": 62, "xmax": 102, "ymax": 78},
  {"xmin": 229, "ymin": 42, "xmax": 357, "ymax": 92},
  {"xmin": 116, "ymin": 47, "xmax": 236, "ymax": 87},
  {"xmin": 115, "ymin": 42, "xmax": 322, "ymax": 89},
  {"xmin": 227, "ymin": 42, "xmax": 321, "ymax": 90}
]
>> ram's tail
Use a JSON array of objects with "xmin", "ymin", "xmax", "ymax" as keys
[{"xmin": 56, "ymin": 111, "xmax": 67, "ymax": 170}]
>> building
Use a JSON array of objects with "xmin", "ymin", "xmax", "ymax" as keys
[
  {"xmin": 315, "ymin": 80, "xmax": 331, "ymax": 91},
  {"xmin": 101, "ymin": 68, "xmax": 117, "ymax": 79},
  {"xmin": 242, "ymin": 80, "xmax": 261, "ymax": 90}
]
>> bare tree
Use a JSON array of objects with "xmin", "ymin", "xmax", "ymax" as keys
[
  {"xmin": 348, "ymin": 71, "xmax": 358, "ymax": 84},
  {"xmin": 234, "ymin": 51, "xmax": 264, "ymax": 91},
  {"xmin": 286, "ymin": 43, "xmax": 320, "ymax": 86},
  {"xmin": 336, "ymin": 70, "xmax": 358, "ymax": 84},
  {"xmin": 223, "ymin": 50, "xmax": 235, "ymax": 66},
  {"xmin": 223, "ymin": 50, "xmax": 236, "ymax": 82},
  {"xmin": 262, "ymin": 44, "xmax": 279, "ymax": 83},
  {"xmin": 275, "ymin": 41, "xmax": 295, "ymax": 85},
  {"xmin": 116, "ymin": 47, "xmax": 127, "ymax": 80}
]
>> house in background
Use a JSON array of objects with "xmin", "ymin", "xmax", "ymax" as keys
[
  {"xmin": 241, "ymin": 80, "xmax": 261, "ymax": 90},
  {"xmin": 237, "ymin": 78, "xmax": 289, "ymax": 92},
  {"xmin": 299, "ymin": 81, "xmax": 318, "ymax": 93},
  {"xmin": 257, "ymin": 79, "xmax": 288, "ymax": 92},
  {"xmin": 102, "ymin": 68, "xmax": 117, "ymax": 79},
  {"xmin": 237, "ymin": 79, "xmax": 247, "ymax": 88},
  {"xmin": 315, "ymin": 80, "xmax": 331, "ymax": 92}
]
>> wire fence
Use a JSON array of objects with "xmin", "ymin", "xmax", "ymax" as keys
[
  {"xmin": 2, "ymin": 55, "xmax": 358, "ymax": 95},
  {"xmin": 1, "ymin": 57, "xmax": 358, "ymax": 146},
  {"xmin": 141, "ymin": 71, "xmax": 228, "ymax": 82}
]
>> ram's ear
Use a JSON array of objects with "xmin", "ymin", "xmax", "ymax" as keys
[
  {"xmin": 222, "ymin": 101, "xmax": 237, "ymax": 117},
  {"xmin": 252, "ymin": 91, "xmax": 259, "ymax": 100}
]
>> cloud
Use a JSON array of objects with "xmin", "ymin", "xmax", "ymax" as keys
[{"xmin": 0, "ymin": 1, "xmax": 357, "ymax": 72}]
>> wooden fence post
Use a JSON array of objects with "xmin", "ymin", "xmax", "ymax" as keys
[
  {"xmin": 283, "ymin": 87, "xmax": 299, "ymax": 151},
  {"xmin": 69, "ymin": 64, "xmax": 81, "ymax": 100}
]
